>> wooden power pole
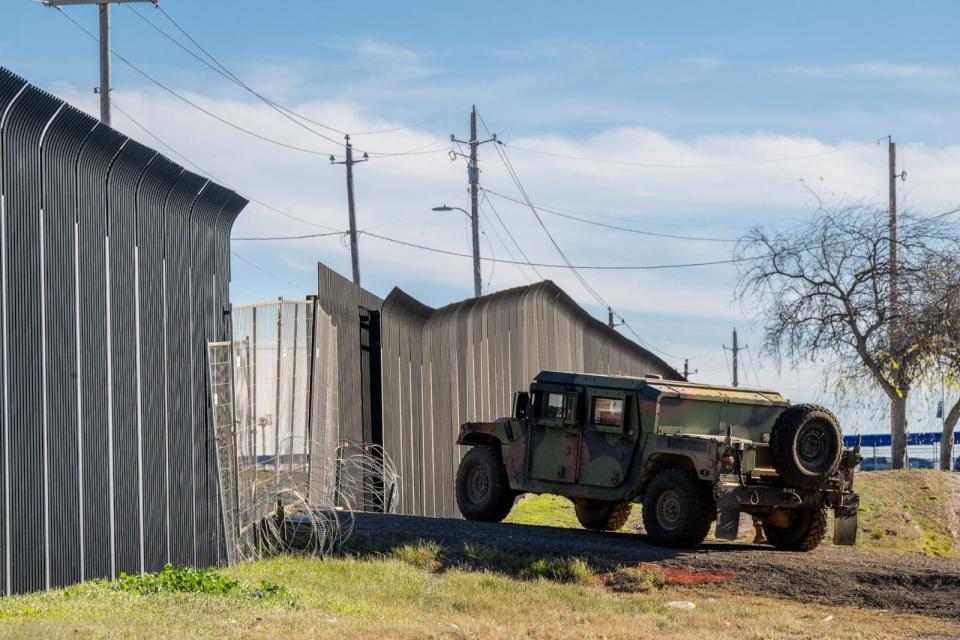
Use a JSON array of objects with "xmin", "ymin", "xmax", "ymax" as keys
[
  {"xmin": 43, "ymin": 0, "xmax": 157, "ymax": 127},
  {"xmin": 724, "ymin": 328, "xmax": 744, "ymax": 387},
  {"xmin": 888, "ymin": 136, "xmax": 908, "ymax": 468},
  {"xmin": 330, "ymin": 135, "xmax": 367, "ymax": 285},
  {"xmin": 450, "ymin": 107, "xmax": 497, "ymax": 297}
]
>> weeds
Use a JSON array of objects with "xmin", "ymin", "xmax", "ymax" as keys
[
  {"xmin": 604, "ymin": 566, "xmax": 667, "ymax": 593},
  {"xmin": 108, "ymin": 565, "xmax": 292, "ymax": 602},
  {"xmin": 389, "ymin": 541, "xmax": 444, "ymax": 572},
  {"xmin": 518, "ymin": 557, "xmax": 595, "ymax": 585}
]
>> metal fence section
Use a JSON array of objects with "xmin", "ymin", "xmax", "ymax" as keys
[
  {"xmin": 844, "ymin": 432, "xmax": 960, "ymax": 471},
  {"xmin": 0, "ymin": 66, "xmax": 245, "ymax": 594},
  {"xmin": 214, "ymin": 300, "xmax": 343, "ymax": 561},
  {"xmin": 376, "ymin": 279, "xmax": 681, "ymax": 518}
]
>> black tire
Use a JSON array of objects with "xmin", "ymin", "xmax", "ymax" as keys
[
  {"xmin": 763, "ymin": 508, "xmax": 828, "ymax": 552},
  {"xmin": 642, "ymin": 469, "xmax": 715, "ymax": 549},
  {"xmin": 770, "ymin": 404, "xmax": 843, "ymax": 489},
  {"xmin": 455, "ymin": 444, "xmax": 515, "ymax": 522},
  {"xmin": 574, "ymin": 499, "xmax": 633, "ymax": 531}
]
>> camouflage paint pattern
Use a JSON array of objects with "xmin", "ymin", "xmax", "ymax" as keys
[{"xmin": 457, "ymin": 370, "xmax": 859, "ymax": 543}]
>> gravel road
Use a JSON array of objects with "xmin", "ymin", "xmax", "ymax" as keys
[{"xmin": 349, "ymin": 512, "xmax": 960, "ymax": 619}]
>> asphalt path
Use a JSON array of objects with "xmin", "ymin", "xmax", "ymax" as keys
[{"xmin": 349, "ymin": 512, "xmax": 960, "ymax": 619}]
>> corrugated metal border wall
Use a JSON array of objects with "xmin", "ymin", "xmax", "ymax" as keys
[
  {"xmin": 316, "ymin": 264, "xmax": 383, "ymax": 446},
  {"xmin": 0, "ymin": 67, "xmax": 246, "ymax": 594},
  {"xmin": 380, "ymin": 281, "xmax": 681, "ymax": 518}
]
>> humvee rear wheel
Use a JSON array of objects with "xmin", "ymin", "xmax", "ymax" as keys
[
  {"xmin": 456, "ymin": 444, "xmax": 515, "ymax": 522},
  {"xmin": 770, "ymin": 404, "xmax": 843, "ymax": 489},
  {"xmin": 642, "ymin": 469, "xmax": 714, "ymax": 549},
  {"xmin": 762, "ymin": 508, "xmax": 827, "ymax": 552},
  {"xmin": 574, "ymin": 499, "xmax": 632, "ymax": 531}
]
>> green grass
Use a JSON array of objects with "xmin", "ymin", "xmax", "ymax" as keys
[
  {"xmin": 505, "ymin": 493, "xmax": 645, "ymax": 530},
  {"xmin": 504, "ymin": 471, "xmax": 960, "ymax": 558},
  {"xmin": 841, "ymin": 470, "xmax": 960, "ymax": 557},
  {"xmin": 0, "ymin": 552, "xmax": 953, "ymax": 639}
]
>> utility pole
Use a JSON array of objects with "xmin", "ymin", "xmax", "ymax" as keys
[
  {"xmin": 682, "ymin": 359, "xmax": 697, "ymax": 381},
  {"xmin": 605, "ymin": 307, "xmax": 625, "ymax": 329},
  {"xmin": 43, "ymin": 0, "xmax": 157, "ymax": 127},
  {"xmin": 451, "ymin": 106, "xmax": 496, "ymax": 297},
  {"xmin": 330, "ymin": 135, "xmax": 368, "ymax": 285},
  {"xmin": 887, "ymin": 136, "xmax": 908, "ymax": 468},
  {"xmin": 723, "ymin": 328, "xmax": 745, "ymax": 387}
]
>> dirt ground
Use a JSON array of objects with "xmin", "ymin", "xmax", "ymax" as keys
[{"xmin": 348, "ymin": 512, "xmax": 960, "ymax": 620}]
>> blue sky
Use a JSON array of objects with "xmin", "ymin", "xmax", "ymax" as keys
[{"xmin": 4, "ymin": 0, "xmax": 960, "ymax": 436}]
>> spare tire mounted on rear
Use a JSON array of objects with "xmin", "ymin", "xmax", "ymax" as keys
[{"xmin": 769, "ymin": 403, "xmax": 843, "ymax": 489}]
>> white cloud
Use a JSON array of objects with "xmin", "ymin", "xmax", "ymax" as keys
[
  {"xmin": 44, "ymin": 70, "xmax": 960, "ymax": 435},
  {"xmin": 787, "ymin": 61, "xmax": 957, "ymax": 80}
]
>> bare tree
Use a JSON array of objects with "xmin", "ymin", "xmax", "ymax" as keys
[
  {"xmin": 736, "ymin": 206, "xmax": 960, "ymax": 468},
  {"xmin": 907, "ymin": 252, "xmax": 960, "ymax": 470}
]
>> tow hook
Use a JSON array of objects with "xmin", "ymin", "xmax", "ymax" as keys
[{"xmin": 783, "ymin": 488, "xmax": 802, "ymax": 506}]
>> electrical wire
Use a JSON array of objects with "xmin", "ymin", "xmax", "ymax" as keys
[
  {"xmin": 56, "ymin": 8, "xmax": 343, "ymax": 156},
  {"xmin": 479, "ymin": 110, "xmax": 690, "ymax": 362},
  {"xmin": 480, "ymin": 112, "xmax": 609, "ymax": 308},
  {"xmin": 110, "ymin": 100, "xmax": 342, "ymax": 232},
  {"xmin": 479, "ymin": 201, "xmax": 534, "ymax": 284},
  {"xmin": 231, "ymin": 251, "xmax": 305, "ymax": 290},
  {"xmin": 357, "ymin": 231, "xmax": 746, "ymax": 269},
  {"xmin": 130, "ymin": 3, "xmax": 452, "ymax": 154},
  {"xmin": 482, "ymin": 188, "xmax": 736, "ymax": 242},
  {"xmin": 503, "ymin": 139, "xmax": 879, "ymax": 169},
  {"xmin": 234, "ymin": 231, "xmax": 345, "ymax": 241},
  {"xmin": 483, "ymin": 188, "xmax": 744, "ymax": 230},
  {"xmin": 481, "ymin": 193, "xmax": 544, "ymax": 281}
]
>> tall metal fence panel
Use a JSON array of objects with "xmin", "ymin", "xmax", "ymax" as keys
[
  {"xmin": 212, "ymin": 300, "xmax": 361, "ymax": 561},
  {"xmin": 378, "ymin": 280, "xmax": 681, "ymax": 518},
  {"xmin": 0, "ymin": 67, "xmax": 245, "ymax": 594},
  {"xmin": 316, "ymin": 263, "xmax": 383, "ymax": 446}
]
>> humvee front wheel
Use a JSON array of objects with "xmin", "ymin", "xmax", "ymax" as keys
[
  {"xmin": 642, "ymin": 469, "xmax": 714, "ymax": 549},
  {"xmin": 455, "ymin": 444, "xmax": 515, "ymax": 522},
  {"xmin": 762, "ymin": 508, "xmax": 827, "ymax": 552},
  {"xmin": 574, "ymin": 499, "xmax": 632, "ymax": 531}
]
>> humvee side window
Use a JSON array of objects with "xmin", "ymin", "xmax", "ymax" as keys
[
  {"xmin": 544, "ymin": 392, "xmax": 576, "ymax": 419},
  {"xmin": 591, "ymin": 397, "xmax": 624, "ymax": 428}
]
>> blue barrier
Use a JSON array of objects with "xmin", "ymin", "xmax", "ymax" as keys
[{"xmin": 843, "ymin": 432, "xmax": 960, "ymax": 448}]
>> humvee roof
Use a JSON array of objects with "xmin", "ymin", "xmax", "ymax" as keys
[{"xmin": 533, "ymin": 371, "xmax": 790, "ymax": 407}]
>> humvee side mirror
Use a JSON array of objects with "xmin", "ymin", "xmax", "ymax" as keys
[{"xmin": 513, "ymin": 391, "xmax": 530, "ymax": 420}]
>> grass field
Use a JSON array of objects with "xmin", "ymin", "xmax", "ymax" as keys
[
  {"xmin": 0, "ymin": 550, "xmax": 956, "ymax": 639},
  {"xmin": 507, "ymin": 469, "xmax": 960, "ymax": 557},
  {"xmin": 0, "ymin": 470, "xmax": 956, "ymax": 639}
]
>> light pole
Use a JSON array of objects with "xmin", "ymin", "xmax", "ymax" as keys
[{"xmin": 432, "ymin": 205, "xmax": 481, "ymax": 297}]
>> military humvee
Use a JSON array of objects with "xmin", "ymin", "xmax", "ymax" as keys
[{"xmin": 455, "ymin": 371, "xmax": 860, "ymax": 550}]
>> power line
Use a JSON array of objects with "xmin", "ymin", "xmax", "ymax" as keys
[
  {"xmin": 479, "ymin": 112, "xmax": 609, "ymax": 308},
  {"xmin": 128, "ymin": 3, "xmax": 452, "ymax": 155},
  {"xmin": 231, "ymin": 251, "xmax": 304, "ymax": 290},
  {"xmin": 55, "ymin": 7, "xmax": 346, "ymax": 156},
  {"xmin": 358, "ymin": 230, "xmax": 746, "ymax": 269},
  {"xmin": 234, "ymin": 231, "xmax": 344, "ymax": 241},
  {"xmin": 483, "ymin": 188, "xmax": 744, "ymax": 230},
  {"xmin": 483, "ymin": 188, "xmax": 736, "ymax": 242},
  {"xmin": 110, "ymin": 100, "xmax": 342, "ymax": 232},
  {"xmin": 479, "ymin": 110, "xmax": 690, "ymax": 363},
  {"xmin": 479, "ymin": 201, "xmax": 534, "ymax": 284},
  {"xmin": 503, "ymin": 139, "xmax": 879, "ymax": 169},
  {"xmin": 481, "ymin": 192, "xmax": 544, "ymax": 281},
  {"xmin": 59, "ymin": 7, "xmax": 446, "ymax": 161}
]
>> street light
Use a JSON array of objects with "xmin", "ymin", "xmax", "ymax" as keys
[{"xmin": 432, "ymin": 204, "xmax": 481, "ymax": 297}]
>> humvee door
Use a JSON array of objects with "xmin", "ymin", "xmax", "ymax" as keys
[
  {"xmin": 528, "ymin": 385, "xmax": 581, "ymax": 483},
  {"xmin": 577, "ymin": 388, "xmax": 643, "ymax": 488}
]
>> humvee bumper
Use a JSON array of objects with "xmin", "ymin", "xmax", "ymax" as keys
[{"xmin": 714, "ymin": 483, "xmax": 859, "ymax": 545}]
